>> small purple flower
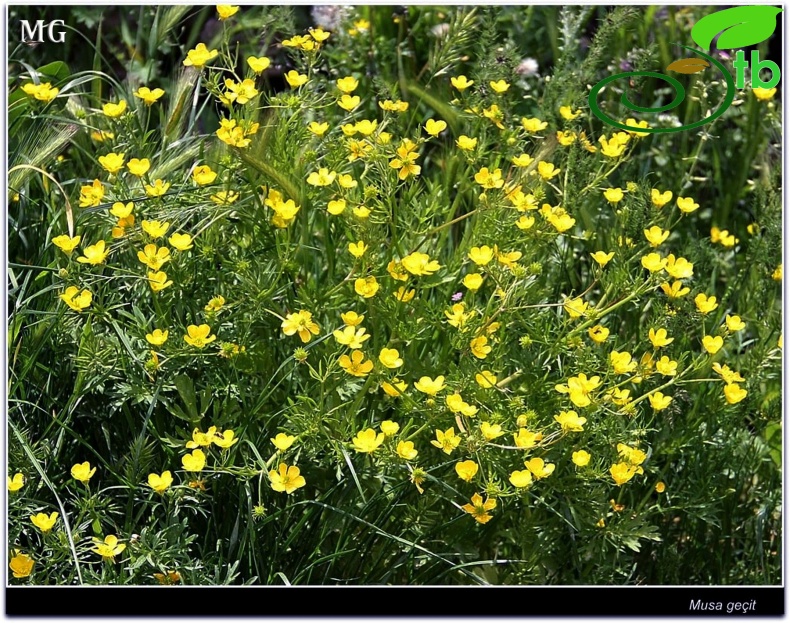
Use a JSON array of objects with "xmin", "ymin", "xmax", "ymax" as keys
[
  {"xmin": 452, "ymin": 291, "xmax": 464, "ymax": 302},
  {"xmin": 619, "ymin": 59, "xmax": 634, "ymax": 72}
]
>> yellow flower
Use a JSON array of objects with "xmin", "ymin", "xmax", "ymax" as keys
[
  {"xmin": 307, "ymin": 167, "xmax": 337, "ymax": 187},
  {"xmin": 513, "ymin": 428, "xmax": 543, "ymax": 449},
  {"xmin": 649, "ymin": 391, "xmax": 672, "ymax": 410},
  {"xmin": 590, "ymin": 251, "xmax": 614, "ymax": 267},
  {"xmin": 676, "ymin": 196, "xmax": 699, "ymax": 214},
  {"xmin": 415, "ymin": 375, "xmax": 445, "ymax": 396},
  {"xmin": 772, "ymin": 264, "xmax": 782, "ymax": 281},
  {"xmin": 133, "ymin": 86, "xmax": 165, "ymax": 105},
  {"xmin": 380, "ymin": 420, "xmax": 399, "ymax": 437},
  {"xmin": 712, "ymin": 363, "xmax": 745, "ymax": 384},
  {"xmin": 509, "ymin": 469, "xmax": 533, "ymax": 489},
  {"xmin": 753, "ymin": 87, "xmax": 776, "ymax": 101},
  {"xmin": 247, "ymin": 56, "xmax": 271, "ymax": 74},
  {"xmin": 649, "ymin": 327, "xmax": 673, "ymax": 348},
  {"xmin": 588, "ymin": 325, "xmax": 609, "ymax": 344},
  {"xmin": 327, "ymin": 198, "xmax": 347, "ymax": 215},
  {"xmin": 559, "ymin": 105, "xmax": 581, "ymax": 120},
  {"xmin": 725, "ymin": 315, "xmax": 746, "ymax": 332},
  {"xmin": 184, "ymin": 324, "xmax": 216, "ymax": 348},
  {"xmin": 102, "ymin": 100, "xmax": 127, "ymax": 118},
  {"xmin": 379, "ymin": 99, "xmax": 409, "ymax": 112},
  {"xmin": 537, "ymin": 161, "xmax": 560, "ymax": 180},
  {"xmin": 98, "ymin": 152, "xmax": 125, "ymax": 174},
  {"xmin": 147, "ymin": 270, "xmax": 173, "ymax": 292},
  {"xmin": 651, "ymin": 188, "xmax": 673, "ymax": 209},
  {"xmin": 521, "ymin": 117, "xmax": 547, "ymax": 133},
  {"xmin": 338, "ymin": 94, "xmax": 361, "ymax": 111},
  {"xmin": 339, "ymin": 350, "xmax": 374, "ymax": 377},
  {"xmin": 126, "ymin": 158, "xmax": 150, "ymax": 177},
  {"xmin": 145, "ymin": 179, "xmax": 171, "ymax": 197},
  {"xmin": 142, "ymin": 220, "xmax": 170, "ymax": 239},
  {"xmin": 610, "ymin": 462, "xmax": 641, "ymax": 485},
  {"xmin": 92, "ymin": 535, "xmax": 126, "ymax": 560},
  {"xmin": 496, "ymin": 247, "xmax": 522, "ymax": 269},
  {"xmin": 655, "ymin": 481, "xmax": 666, "ymax": 493},
  {"xmin": 396, "ymin": 441, "xmax": 418, "ymax": 460},
  {"xmin": 30, "ymin": 511, "xmax": 58, "ymax": 533},
  {"xmin": 271, "ymin": 433, "xmax": 296, "ymax": 451},
  {"xmin": 563, "ymin": 297, "xmax": 588, "ymax": 319},
  {"xmin": 354, "ymin": 276, "xmax": 379, "ymax": 298},
  {"xmin": 341, "ymin": 311, "xmax": 364, "ymax": 326},
  {"xmin": 461, "ymin": 492, "xmax": 496, "ymax": 523},
  {"xmin": 463, "ymin": 273, "xmax": 484, "ymax": 291},
  {"xmin": 489, "ymin": 79, "xmax": 510, "ymax": 94},
  {"xmin": 664, "ymin": 254, "xmax": 694, "ymax": 280},
  {"xmin": 656, "ymin": 356, "xmax": 677, "ymax": 376},
  {"xmin": 146, "ymin": 329, "xmax": 169, "ymax": 346},
  {"xmin": 283, "ymin": 70, "xmax": 308, "ymax": 88},
  {"xmin": 470, "ymin": 335, "xmax": 491, "ymax": 359},
  {"xmin": 474, "ymin": 167, "xmax": 504, "ymax": 189},
  {"xmin": 702, "ymin": 335, "xmax": 724, "ymax": 354},
  {"xmin": 281, "ymin": 310, "xmax": 320, "ymax": 343},
  {"xmin": 352, "ymin": 428, "xmax": 385, "ymax": 453},
  {"xmin": 554, "ymin": 410, "xmax": 587, "ymax": 432},
  {"xmin": 695, "ymin": 293, "xmax": 718, "ymax": 314},
  {"xmin": 110, "ymin": 200, "xmax": 133, "ymax": 217},
  {"xmin": 137, "ymin": 244, "xmax": 170, "ymax": 271},
  {"xmin": 470, "ymin": 423, "xmax": 500, "ymax": 444},
  {"xmin": 22, "ymin": 82, "xmax": 59, "ymax": 102},
  {"xmin": 381, "ymin": 378, "xmax": 408, "ymax": 397},
  {"xmin": 641, "ymin": 252, "xmax": 667, "ymax": 273},
  {"xmin": 526, "ymin": 457, "xmax": 555, "ymax": 479},
  {"xmin": 169, "ymin": 233, "xmax": 193, "ymax": 251},
  {"xmin": 184, "ymin": 43, "xmax": 218, "ymax": 68},
  {"xmin": 269, "ymin": 463, "xmax": 306, "ymax": 494},
  {"xmin": 610, "ymin": 350, "xmax": 637, "ymax": 375},
  {"xmin": 182, "ymin": 449, "xmax": 206, "ymax": 472},
  {"xmin": 599, "ymin": 135, "xmax": 627, "ymax": 158},
  {"xmin": 59, "ymin": 286, "xmax": 92, "ymax": 312},
  {"xmin": 603, "ymin": 188, "xmax": 624, "ymax": 204},
  {"xmin": 455, "ymin": 460, "xmax": 479, "ymax": 482},
  {"xmin": 213, "ymin": 429, "xmax": 238, "ymax": 448},
  {"xmin": 186, "ymin": 426, "xmax": 218, "ymax": 449},
  {"xmin": 644, "ymin": 226, "xmax": 670, "ymax": 247},
  {"xmin": 624, "ymin": 118, "xmax": 650, "ymax": 136},
  {"xmin": 348, "ymin": 240, "xmax": 367, "ymax": 259},
  {"xmin": 336, "ymin": 76, "xmax": 359, "ymax": 94},
  {"xmin": 557, "ymin": 130, "xmax": 576, "ymax": 146},
  {"xmin": 9, "ymin": 551, "xmax": 34, "ymax": 578},
  {"xmin": 378, "ymin": 348, "xmax": 403, "ymax": 369},
  {"xmin": 723, "ymin": 383, "xmax": 747, "ymax": 404},
  {"xmin": 446, "ymin": 393, "xmax": 478, "ymax": 417},
  {"xmin": 572, "ymin": 450, "xmax": 591, "ymax": 467},
  {"xmin": 148, "ymin": 471, "xmax": 173, "ymax": 493},
  {"xmin": 309, "ymin": 27, "xmax": 331, "ymax": 42},
  {"xmin": 401, "ymin": 251, "xmax": 441, "ymax": 276},
  {"xmin": 451, "ymin": 75, "xmax": 474, "ymax": 90},
  {"xmin": 468, "ymin": 245, "xmax": 494, "ymax": 266},
  {"xmin": 511, "ymin": 153, "xmax": 534, "ymax": 168},
  {"xmin": 661, "ymin": 280, "xmax": 690, "ymax": 298},
  {"xmin": 77, "ymin": 240, "xmax": 109, "ymax": 265},
  {"xmin": 456, "ymin": 135, "xmax": 478, "ymax": 151},
  {"xmin": 333, "ymin": 325, "xmax": 370, "ymax": 349},
  {"xmin": 191, "ymin": 165, "xmax": 217, "ymax": 185},
  {"xmin": 475, "ymin": 370, "xmax": 498, "ymax": 388},
  {"xmin": 431, "ymin": 427, "xmax": 461, "ymax": 455},
  {"xmin": 8, "ymin": 473, "xmax": 25, "ymax": 492},
  {"xmin": 424, "ymin": 119, "xmax": 447, "ymax": 136},
  {"xmin": 205, "ymin": 295, "xmax": 225, "ymax": 312},
  {"xmin": 78, "ymin": 179, "xmax": 105, "ymax": 207},
  {"xmin": 52, "ymin": 234, "xmax": 81, "ymax": 255},
  {"xmin": 216, "ymin": 5, "xmax": 240, "ymax": 20}
]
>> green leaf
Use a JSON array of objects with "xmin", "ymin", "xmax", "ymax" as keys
[
  {"xmin": 691, "ymin": 6, "xmax": 782, "ymax": 51},
  {"xmin": 37, "ymin": 61, "xmax": 71, "ymax": 83},
  {"xmin": 173, "ymin": 374, "xmax": 198, "ymax": 421}
]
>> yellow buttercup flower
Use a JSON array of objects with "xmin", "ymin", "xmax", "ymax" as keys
[
  {"xmin": 695, "ymin": 293, "xmax": 718, "ymax": 314},
  {"xmin": 147, "ymin": 270, "xmax": 173, "ymax": 292},
  {"xmin": 133, "ymin": 86, "xmax": 165, "ymax": 105},
  {"xmin": 603, "ymin": 188, "xmax": 624, "ymax": 204},
  {"xmin": 651, "ymin": 188, "xmax": 673, "ymax": 208},
  {"xmin": 169, "ymin": 233, "xmax": 193, "ymax": 251},
  {"xmin": 563, "ymin": 297, "xmax": 588, "ymax": 319},
  {"xmin": 77, "ymin": 240, "xmax": 109, "ymax": 265},
  {"xmin": 664, "ymin": 254, "xmax": 694, "ymax": 279},
  {"xmin": 446, "ymin": 393, "xmax": 478, "ymax": 417},
  {"xmin": 430, "ymin": 427, "xmax": 461, "ymax": 455},
  {"xmin": 424, "ymin": 118, "xmax": 447, "ymax": 136},
  {"xmin": 137, "ymin": 244, "xmax": 170, "ymax": 271},
  {"xmin": 537, "ymin": 161, "xmax": 560, "ymax": 180},
  {"xmin": 339, "ymin": 350, "xmax": 374, "ymax": 377},
  {"xmin": 723, "ymin": 383, "xmax": 747, "ymax": 404},
  {"xmin": 216, "ymin": 5, "xmax": 240, "ymax": 20},
  {"xmin": 480, "ymin": 422, "xmax": 503, "ymax": 441},
  {"xmin": 98, "ymin": 152, "xmax": 125, "ymax": 174},
  {"xmin": 380, "ymin": 420, "xmax": 399, "ymax": 437},
  {"xmin": 513, "ymin": 428, "xmax": 542, "ymax": 449},
  {"xmin": 610, "ymin": 350, "xmax": 637, "ymax": 375},
  {"xmin": 725, "ymin": 315, "xmax": 746, "ymax": 332},
  {"xmin": 559, "ymin": 105, "xmax": 581, "ymax": 120},
  {"xmin": 661, "ymin": 280, "xmax": 690, "ymax": 298},
  {"xmin": 572, "ymin": 450, "xmax": 591, "ymax": 467},
  {"xmin": 644, "ymin": 226, "xmax": 670, "ymax": 247},
  {"xmin": 9, "ymin": 551, "xmax": 34, "ymax": 578},
  {"xmin": 145, "ymin": 179, "xmax": 171, "ymax": 197},
  {"xmin": 281, "ymin": 310, "xmax": 320, "ymax": 343},
  {"xmin": 184, "ymin": 324, "xmax": 216, "ymax": 348},
  {"xmin": 610, "ymin": 462, "xmax": 641, "ymax": 485},
  {"xmin": 554, "ymin": 410, "xmax": 586, "ymax": 432},
  {"xmin": 148, "ymin": 470, "xmax": 173, "ymax": 494},
  {"xmin": 401, "ymin": 251, "xmax": 441, "ymax": 276},
  {"xmin": 656, "ymin": 356, "xmax": 677, "ymax": 376},
  {"xmin": 521, "ymin": 117, "xmax": 547, "ymax": 133},
  {"xmin": 333, "ymin": 325, "xmax": 370, "ymax": 349},
  {"xmin": 102, "ymin": 100, "xmax": 127, "ymax": 118},
  {"xmin": 588, "ymin": 325, "xmax": 609, "ymax": 344},
  {"xmin": 649, "ymin": 391, "xmax": 672, "ymax": 410},
  {"xmin": 676, "ymin": 196, "xmax": 699, "ymax": 214},
  {"xmin": 146, "ymin": 329, "xmax": 169, "ymax": 346},
  {"xmin": 213, "ymin": 429, "xmax": 238, "ymax": 448},
  {"xmin": 92, "ymin": 535, "xmax": 126, "ymax": 560},
  {"xmin": 475, "ymin": 371, "xmax": 497, "ymax": 388},
  {"xmin": 182, "ymin": 449, "xmax": 206, "ymax": 472},
  {"xmin": 184, "ymin": 43, "xmax": 218, "ymax": 68},
  {"xmin": 378, "ymin": 348, "xmax": 403, "ymax": 369},
  {"xmin": 142, "ymin": 220, "xmax": 170, "ymax": 239},
  {"xmin": 269, "ymin": 463, "xmax": 306, "ymax": 494},
  {"xmin": 753, "ymin": 87, "xmax": 776, "ymax": 101},
  {"xmin": 702, "ymin": 335, "xmax": 724, "ymax": 354},
  {"xmin": 352, "ymin": 428, "xmax": 385, "ymax": 453},
  {"xmin": 461, "ymin": 492, "xmax": 496, "ymax": 524},
  {"xmin": 648, "ymin": 327, "xmax": 673, "ymax": 348},
  {"xmin": 489, "ymin": 79, "xmax": 510, "ymax": 94},
  {"xmin": 126, "ymin": 158, "xmax": 150, "ymax": 177},
  {"xmin": 52, "ymin": 234, "xmax": 81, "ymax": 255},
  {"xmin": 354, "ymin": 276, "xmax": 379, "ymax": 298},
  {"xmin": 641, "ymin": 252, "xmax": 666, "ymax": 273},
  {"xmin": 396, "ymin": 441, "xmax": 418, "ymax": 460},
  {"xmin": 557, "ymin": 130, "xmax": 576, "ymax": 146},
  {"xmin": 338, "ymin": 94, "xmax": 361, "ymax": 111},
  {"xmin": 457, "ymin": 135, "xmax": 478, "ymax": 151},
  {"xmin": 470, "ymin": 335, "xmax": 491, "ymax": 359},
  {"xmin": 526, "ymin": 457, "xmax": 555, "ymax": 479},
  {"xmin": 590, "ymin": 251, "xmax": 614, "ymax": 267},
  {"xmin": 463, "ymin": 273, "xmax": 483, "ymax": 291},
  {"xmin": 8, "ymin": 473, "xmax": 25, "ymax": 492},
  {"xmin": 455, "ymin": 460, "xmax": 479, "ymax": 482},
  {"xmin": 451, "ymin": 75, "xmax": 474, "ymax": 90},
  {"xmin": 271, "ymin": 433, "xmax": 296, "ymax": 452},
  {"xmin": 59, "ymin": 286, "xmax": 92, "ymax": 312},
  {"xmin": 414, "ymin": 375, "xmax": 445, "ymax": 396},
  {"xmin": 381, "ymin": 378, "xmax": 408, "ymax": 397},
  {"xmin": 509, "ymin": 469, "xmax": 533, "ymax": 489},
  {"xmin": 22, "ymin": 82, "xmax": 59, "ymax": 102}
]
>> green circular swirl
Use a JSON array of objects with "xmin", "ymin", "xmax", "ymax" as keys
[{"xmin": 588, "ymin": 45, "xmax": 736, "ymax": 134}]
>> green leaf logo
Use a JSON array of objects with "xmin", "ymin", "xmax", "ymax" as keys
[{"xmin": 692, "ymin": 5, "xmax": 782, "ymax": 50}]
